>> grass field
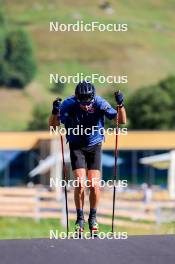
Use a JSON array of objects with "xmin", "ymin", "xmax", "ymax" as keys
[
  {"xmin": 0, "ymin": 217, "xmax": 174, "ymax": 240},
  {"xmin": 1, "ymin": 0, "xmax": 175, "ymax": 130}
]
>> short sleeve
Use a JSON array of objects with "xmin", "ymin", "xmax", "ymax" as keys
[{"xmin": 96, "ymin": 96, "xmax": 117, "ymax": 120}]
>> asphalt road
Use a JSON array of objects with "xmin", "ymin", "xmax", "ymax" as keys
[{"xmin": 0, "ymin": 235, "xmax": 174, "ymax": 264}]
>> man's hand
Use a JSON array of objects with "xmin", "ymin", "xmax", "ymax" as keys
[
  {"xmin": 49, "ymin": 98, "xmax": 62, "ymax": 129},
  {"xmin": 114, "ymin": 90, "xmax": 124, "ymax": 106},
  {"xmin": 52, "ymin": 97, "xmax": 62, "ymax": 115},
  {"xmin": 114, "ymin": 90, "xmax": 126, "ymax": 124}
]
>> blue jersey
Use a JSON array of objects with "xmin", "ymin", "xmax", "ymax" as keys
[{"xmin": 60, "ymin": 95, "xmax": 117, "ymax": 146}]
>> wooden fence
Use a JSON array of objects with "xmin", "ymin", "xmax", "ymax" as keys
[{"xmin": 0, "ymin": 187, "xmax": 174, "ymax": 226}]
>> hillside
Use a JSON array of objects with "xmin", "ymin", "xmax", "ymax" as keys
[{"xmin": 1, "ymin": 0, "xmax": 175, "ymax": 131}]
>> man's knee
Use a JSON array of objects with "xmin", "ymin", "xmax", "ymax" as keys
[
  {"xmin": 75, "ymin": 180, "xmax": 85, "ymax": 192},
  {"xmin": 89, "ymin": 178, "xmax": 100, "ymax": 192},
  {"xmin": 89, "ymin": 183, "xmax": 100, "ymax": 193},
  {"xmin": 88, "ymin": 170, "xmax": 100, "ymax": 189},
  {"xmin": 73, "ymin": 168, "xmax": 86, "ymax": 192}
]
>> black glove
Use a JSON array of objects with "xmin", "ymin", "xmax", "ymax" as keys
[
  {"xmin": 52, "ymin": 98, "xmax": 62, "ymax": 115},
  {"xmin": 114, "ymin": 90, "xmax": 124, "ymax": 105}
]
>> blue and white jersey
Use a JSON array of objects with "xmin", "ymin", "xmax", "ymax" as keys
[{"xmin": 59, "ymin": 95, "xmax": 117, "ymax": 146}]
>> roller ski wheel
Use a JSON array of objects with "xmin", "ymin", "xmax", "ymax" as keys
[
  {"xmin": 74, "ymin": 219, "xmax": 84, "ymax": 238},
  {"xmin": 88, "ymin": 217, "xmax": 99, "ymax": 238}
]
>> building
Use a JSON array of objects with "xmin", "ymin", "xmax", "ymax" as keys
[{"xmin": 0, "ymin": 131, "xmax": 175, "ymax": 191}]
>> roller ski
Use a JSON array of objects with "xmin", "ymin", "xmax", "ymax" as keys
[
  {"xmin": 88, "ymin": 217, "xmax": 99, "ymax": 238},
  {"xmin": 74, "ymin": 216, "xmax": 84, "ymax": 238}
]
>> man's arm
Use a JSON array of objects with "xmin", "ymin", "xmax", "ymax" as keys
[
  {"xmin": 48, "ymin": 98, "xmax": 62, "ymax": 129},
  {"xmin": 118, "ymin": 105, "xmax": 127, "ymax": 124},
  {"xmin": 98, "ymin": 91, "xmax": 127, "ymax": 124},
  {"xmin": 48, "ymin": 114, "xmax": 60, "ymax": 129},
  {"xmin": 102, "ymin": 103, "xmax": 127, "ymax": 124}
]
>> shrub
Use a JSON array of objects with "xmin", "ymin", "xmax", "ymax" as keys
[
  {"xmin": 0, "ymin": 7, "xmax": 6, "ymax": 26},
  {"xmin": 0, "ymin": 13, "xmax": 6, "ymax": 85},
  {"xmin": 127, "ymin": 83, "xmax": 173, "ymax": 129},
  {"xmin": 50, "ymin": 80, "xmax": 66, "ymax": 94},
  {"xmin": 28, "ymin": 102, "xmax": 50, "ymax": 131},
  {"xmin": 5, "ymin": 29, "xmax": 37, "ymax": 88},
  {"xmin": 0, "ymin": 61, "xmax": 9, "ymax": 85}
]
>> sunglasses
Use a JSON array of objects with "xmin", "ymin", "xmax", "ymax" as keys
[{"xmin": 77, "ymin": 94, "xmax": 94, "ymax": 103}]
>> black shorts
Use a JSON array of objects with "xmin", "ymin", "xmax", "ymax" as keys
[{"xmin": 69, "ymin": 143, "xmax": 102, "ymax": 171}]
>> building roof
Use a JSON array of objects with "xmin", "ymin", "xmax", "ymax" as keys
[
  {"xmin": 140, "ymin": 152, "xmax": 171, "ymax": 169},
  {"xmin": 104, "ymin": 131, "xmax": 175, "ymax": 150},
  {"xmin": 0, "ymin": 131, "xmax": 175, "ymax": 150}
]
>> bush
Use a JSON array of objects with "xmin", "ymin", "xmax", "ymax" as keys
[
  {"xmin": 0, "ymin": 12, "xmax": 6, "ymax": 85},
  {"xmin": 0, "ymin": 7, "xmax": 6, "ymax": 27},
  {"xmin": 50, "ymin": 80, "xmax": 66, "ymax": 94},
  {"xmin": 28, "ymin": 102, "xmax": 50, "ymax": 131},
  {"xmin": 159, "ymin": 76, "xmax": 175, "ymax": 126},
  {"xmin": 0, "ymin": 62, "xmax": 9, "ymax": 85},
  {"xmin": 127, "ymin": 83, "xmax": 173, "ymax": 129},
  {"xmin": 159, "ymin": 76, "xmax": 175, "ymax": 105},
  {"xmin": 4, "ymin": 29, "xmax": 37, "ymax": 88},
  {"xmin": 0, "ymin": 8, "xmax": 37, "ymax": 88},
  {"xmin": 0, "ymin": 29, "xmax": 5, "ymax": 57}
]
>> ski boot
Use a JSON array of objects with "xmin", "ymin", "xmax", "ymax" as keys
[
  {"xmin": 88, "ymin": 217, "xmax": 99, "ymax": 237},
  {"xmin": 74, "ymin": 217, "xmax": 84, "ymax": 238}
]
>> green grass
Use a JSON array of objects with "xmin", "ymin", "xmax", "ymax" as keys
[
  {"xmin": 1, "ymin": 0, "xmax": 175, "ymax": 130},
  {"xmin": 0, "ymin": 217, "xmax": 174, "ymax": 240}
]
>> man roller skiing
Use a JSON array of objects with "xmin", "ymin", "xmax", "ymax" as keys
[{"xmin": 49, "ymin": 80, "xmax": 126, "ymax": 236}]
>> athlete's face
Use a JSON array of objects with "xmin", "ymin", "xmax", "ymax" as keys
[{"xmin": 79, "ymin": 101, "xmax": 93, "ymax": 111}]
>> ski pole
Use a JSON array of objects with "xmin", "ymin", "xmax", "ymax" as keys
[
  {"xmin": 57, "ymin": 98, "xmax": 69, "ymax": 237},
  {"xmin": 111, "ymin": 91, "xmax": 120, "ymax": 234},
  {"xmin": 60, "ymin": 134, "xmax": 69, "ymax": 237}
]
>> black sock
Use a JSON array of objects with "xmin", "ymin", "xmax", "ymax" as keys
[
  {"xmin": 77, "ymin": 208, "xmax": 84, "ymax": 219},
  {"xmin": 89, "ymin": 208, "xmax": 97, "ymax": 218}
]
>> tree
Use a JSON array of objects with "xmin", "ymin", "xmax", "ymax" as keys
[
  {"xmin": 127, "ymin": 83, "xmax": 173, "ymax": 129},
  {"xmin": 28, "ymin": 102, "xmax": 50, "ymax": 131},
  {"xmin": 0, "ymin": 35, "xmax": 5, "ymax": 84},
  {"xmin": 0, "ymin": 8, "xmax": 7, "ymax": 85},
  {"xmin": 159, "ymin": 76, "xmax": 175, "ymax": 120},
  {"xmin": 0, "ymin": 61, "xmax": 8, "ymax": 85},
  {"xmin": 5, "ymin": 29, "xmax": 37, "ymax": 88},
  {"xmin": 0, "ymin": 5, "xmax": 37, "ymax": 88},
  {"xmin": 50, "ymin": 79, "xmax": 66, "ymax": 94},
  {"xmin": 0, "ymin": 7, "xmax": 6, "ymax": 26}
]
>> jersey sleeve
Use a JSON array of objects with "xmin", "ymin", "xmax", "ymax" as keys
[
  {"xmin": 97, "ymin": 96, "xmax": 117, "ymax": 120},
  {"xmin": 60, "ymin": 98, "xmax": 74, "ymax": 124}
]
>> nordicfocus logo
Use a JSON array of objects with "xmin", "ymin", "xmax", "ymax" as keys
[
  {"xmin": 49, "ymin": 230, "xmax": 128, "ymax": 240},
  {"xmin": 50, "ymin": 21, "xmax": 128, "ymax": 32},
  {"xmin": 50, "ymin": 178, "xmax": 128, "ymax": 189},
  {"xmin": 49, "ymin": 73, "xmax": 128, "ymax": 85},
  {"xmin": 50, "ymin": 125, "xmax": 128, "ymax": 136}
]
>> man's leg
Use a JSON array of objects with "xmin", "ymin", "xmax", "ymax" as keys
[
  {"xmin": 73, "ymin": 168, "xmax": 86, "ymax": 209},
  {"xmin": 86, "ymin": 143, "xmax": 102, "ymax": 235},
  {"xmin": 88, "ymin": 169, "xmax": 100, "ymax": 209},
  {"xmin": 73, "ymin": 168, "xmax": 86, "ymax": 234},
  {"xmin": 69, "ymin": 143, "xmax": 86, "ymax": 234},
  {"xmin": 88, "ymin": 169, "xmax": 100, "ymax": 235}
]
